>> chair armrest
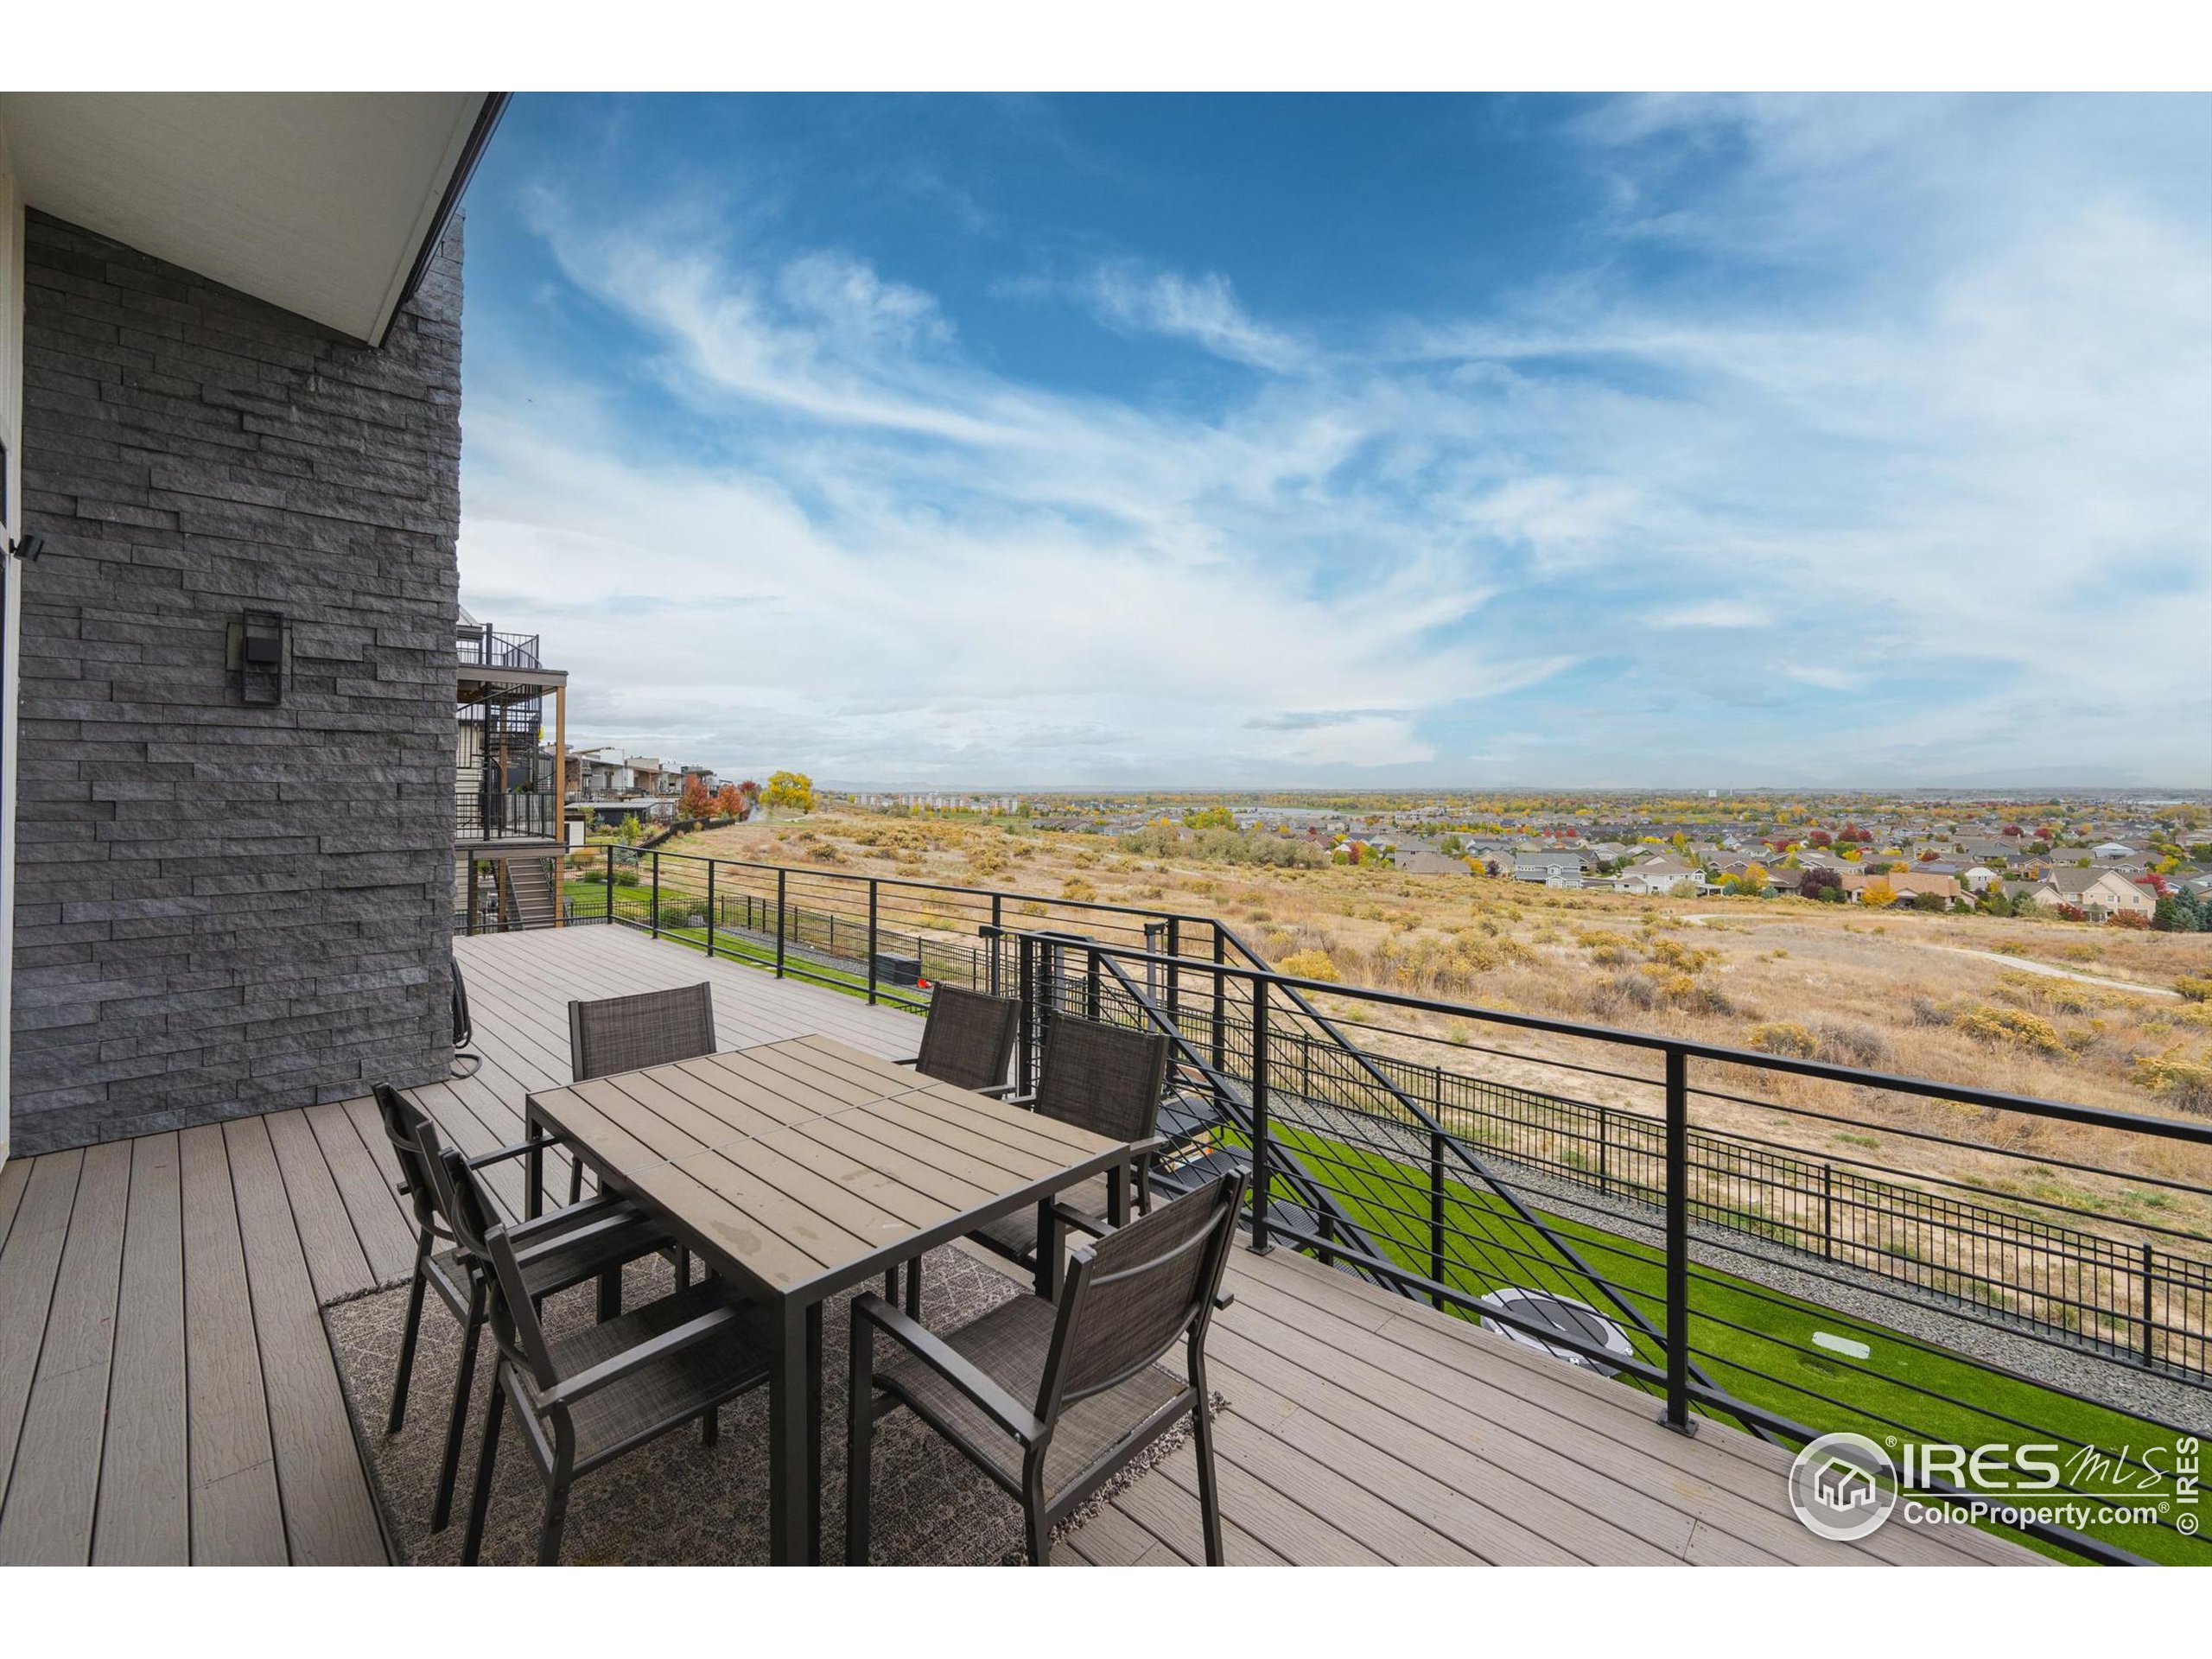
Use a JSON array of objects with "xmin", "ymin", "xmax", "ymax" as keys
[
  {"xmin": 852, "ymin": 1293, "xmax": 1046, "ymax": 1444},
  {"xmin": 510, "ymin": 1205, "xmax": 648, "ymax": 1265},
  {"xmin": 894, "ymin": 1056, "xmax": 921, "ymax": 1068},
  {"xmin": 539, "ymin": 1305, "xmax": 741, "ymax": 1409},
  {"xmin": 975, "ymin": 1082, "xmax": 1019, "ymax": 1099},
  {"xmin": 1052, "ymin": 1201, "xmax": 1112, "ymax": 1241},
  {"xmin": 464, "ymin": 1130, "xmax": 560, "ymax": 1171}
]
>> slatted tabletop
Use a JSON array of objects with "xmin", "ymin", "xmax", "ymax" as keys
[{"xmin": 524, "ymin": 1033, "xmax": 1130, "ymax": 1300}]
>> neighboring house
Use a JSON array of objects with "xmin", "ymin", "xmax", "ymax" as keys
[
  {"xmin": 627, "ymin": 756, "xmax": 672, "ymax": 796},
  {"xmin": 1842, "ymin": 870, "xmax": 1963, "ymax": 906},
  {"xmin": 1514, "ymin": 851, "xmax": 1587, "ymax": 887},
  {"xmin": 0, "ymin": 92, "xmax": 504, "ymax": 1158},
  {"xmin": 1959, "ymin": 865, "xmax": 1999, "ymax": 893},
  {"xmin": 1396, "ymin": 849, "xmax": 1471, "ymax": 876},
  {"xmin": 2029, "ymin": 868, "xmax": 2158, "ymax": 921},
  {"xmin": 2090, "ymin": 842, "xmax": 2139, "ymax": 861},
  {"xmin": 1618, "ymin": 854, "xmax": 1699, "ymax": 896},
  {"xmin": 455, "ymin": 609, "xmax": 569, "ymax": 932}
]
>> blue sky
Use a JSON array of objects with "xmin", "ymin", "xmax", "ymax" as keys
[{"xmin": 454, "ymin": 93, "xmax": 2212, "ymax": 789}]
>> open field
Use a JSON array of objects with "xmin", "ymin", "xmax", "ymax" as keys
[{"xmin": 601, "ymin": 810, "xmax": 2212, "ymax": 1257}]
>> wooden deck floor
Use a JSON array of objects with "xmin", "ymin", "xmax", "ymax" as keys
[{"xmin": 0, "ymin": 925, "xmax": 2035, "ymax": 1566}]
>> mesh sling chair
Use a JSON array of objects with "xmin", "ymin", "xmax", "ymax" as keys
[
  {"xmin": 373, "ymin": 1084, "xmax": 671, "ymax": 1533},
  {"xmin": 968, "ymin": 1015, "xmax": 1173, "ymax": 1267},
  {"xmin": 880, "ymin": 987, "xmax": 1020, "ymax": 1310},
  {"xmin": 896, "ymin": 985, "xmax": 1020, "ymax": 1096},
  {"xmin": 559, "ymin": 982, "xmax": 718, "ymax": 1286},
  {"xmin": 444, "ymin": 1144, "xmax": 773, "ymax": 1567},
  {"xmin": 848, "ymin": 1169, "xmax": 1249, "ymax": 1566}
]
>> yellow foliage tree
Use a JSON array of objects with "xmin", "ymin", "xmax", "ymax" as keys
[
  {"xmin": 761, "ymin": 770, "xmax": 815, "ymax": 815},
  {"xmin": 1861, "ymin": 878, "xmax": 1897, "ymax": 908}
]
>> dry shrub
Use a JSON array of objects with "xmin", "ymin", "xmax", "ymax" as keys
[
  {"xmin": 2132, "ymin": 1047, "xmax": 2212, "ymax": 1113},
  {"xmin": 1060, "ymin": 876, "xmax": 1097, "ymax": 903},
  {"xmin": 1751, "ymin": 1020, "xmax": 1818, "ymax": 1058},
  {"xmin": 1278, "ymin": 949, "xmax": 1342, "ymax": 983},
  {"xmin": 2177, "ymin": 976, "xmax": 2212, "ymax": 1003},
  {"xmin": 1813, "ymin": 1018, "xmax": 1891, "ymax": 1071},
  {"xmin": 1954, "ymin": 1004, "xmax": 2066, "ymax": 1055}
]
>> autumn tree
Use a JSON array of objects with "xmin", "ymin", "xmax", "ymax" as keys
[
  {"xmin": 714, "ymin": 782, "xmax": 745, "ymax": 818},
  {"xmin": 678, "ymin": 776, "xmax": 714, "ymax": 820},
  {"xmin": 762, "ymin": 771, "xmax": 815, "ymax": 815}
]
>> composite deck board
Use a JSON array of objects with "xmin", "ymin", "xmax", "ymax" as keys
[
  {"xmin": 223, "ymin": 1118, "xmax": 387, "ymax": 1565},
  {"xmin": 264, "ymin": 1109, "xmax": 376, "ymax": 1306},
  {"xmin": 0, "ymin": 1150, "xmax": 84, "ymax": 1521},
  {"xmin": 0, "ymin": 1142, "xmax": 129, "ymax": 1564},
  {"xmin": 178, "ymin": 1123, "xmax": 287, "ymax": 1567},
  {"xmin": 303, "ymin": 1102, "xmax": 419, "ymax": 1289},
  {"xmin": 91, "ymin": 1134, "xmax": 189, "ymax": 1565},
  {"xmin": 0, "ymin": 925, "xmax": 2045, "ymax": 1566}
]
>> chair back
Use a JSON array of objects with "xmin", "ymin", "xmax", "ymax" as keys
[
  {"xmin": 373, "ymin": 1082, "xmax": 448, "ymax": 1236},
  {"xmin": 432, "ymin": 1144, "xmax": 563, "ymax": 1393},
  {"xmin": 914, "ymin": 987, "xmax": 1019, "ymax": 1094},
  {"xmin": 1042, "ymin": 1169, "xmax": 1248, "ymax": 1414},
  {"xmin": 569, "ymin": 982, "xmax": 715, "ymax": 1081},
  {"xmin": 1034, "ymin": 1016, "xmax": 1171, "ymax": 1145}
]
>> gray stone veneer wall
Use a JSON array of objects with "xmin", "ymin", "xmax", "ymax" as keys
[{"xmin": 9, "ymin": 209, "xmax": 461, "ymax": 1154}]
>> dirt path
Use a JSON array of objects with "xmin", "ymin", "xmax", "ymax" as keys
[{"xmin": 1680, "ymin": 913, "xmax": 2178, "ymax": 998}]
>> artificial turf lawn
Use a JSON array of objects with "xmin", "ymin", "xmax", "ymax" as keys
[{"xmin": 1270, "ymin": 1122, "xmax": 2207, "ymax": 1565}]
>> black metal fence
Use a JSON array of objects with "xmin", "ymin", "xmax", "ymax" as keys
[{"xmin": 996, "ymin": 926, "xmax": 2212, "ymax": 1567}]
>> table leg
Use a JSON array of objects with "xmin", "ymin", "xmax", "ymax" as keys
[
  {"xmin": 767, "ymin": 1298, "xmax": 824, "ymax": 1565},
  {"xmin": 1033, "ymin": 1197, "xmax": 1063, "ymax": 1300},
  {"xmin": 1107, "ymin": 1161, "xmax": 1128, "ymax": 1229},
  {"xmin": 525, "ymin": 1105, "xmax": 544, "ymax": 1221}
]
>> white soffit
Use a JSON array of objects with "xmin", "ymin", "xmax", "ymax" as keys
[{"xmin": 0, "ymin": 92, "xmax": 493, "ymax": 345}]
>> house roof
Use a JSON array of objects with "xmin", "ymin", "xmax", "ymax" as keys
[{"xmin": 0, "ymin": 92, "xmax": 505, "ymax": 344}]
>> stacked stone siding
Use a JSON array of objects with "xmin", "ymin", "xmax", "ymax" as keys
[{"xmin": 9, "ymin": 209, "xmax": 462, "ymax": 1154}]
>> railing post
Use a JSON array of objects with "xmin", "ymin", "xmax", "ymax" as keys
[
  {"xmin": 605, "ymin": 846, "xmax": 614, "ymax": 924},
  {"xmin": 1429, "ymin": 1127, "xmax": 1446, "ymax": 1308},
  {"xmin": 1249, "ymin": 976, "xmax": 1273, "ymax": 1255},
  {"xmin": 705, "ymin": 860, "xmax": 716, "ymax": 959},
  {"xmin": 2142, "ymin": 1242, "xmax": 2157, "ymax": 1369},
  {"xmin": 868, "ymin": 879, "xmax": 880, "ymax": 1005},
  {"xmin": 1016, "ymin": 934, "xmax": 1037, "ymax": 1099},
  {"xmin": 1166, "ymin": 917, "xmax": 1181, "ymax": 1032},
  {"xmin": 1597, "ymin": 1105, "xmax": 1611, "ymax": 1196},
  {"xmin": 988, "ymin": 894, "xmax": 1004, "ymax": 995},
  {"xmin": 775, "ymin": 868, "xmax": 787, "ymax": 979},
  {"xmin": 651, "ymin": 851, "xmax": 661, "ymax": 940},
  {"xmin": 1662, "ymin": 1046, "xmax": 1694, "ymax": 1433},
  {"xmin": 1211, "ymin": 927, "xmax": 1228, "ymax": 1092},
  {"xmin": 1084, "ymin": 945, "xmax": 1101, "ymax": 1022},
  {"xmin": 1821, "ymin": 1163, "xmax": 1835, "ymax": 1261}
]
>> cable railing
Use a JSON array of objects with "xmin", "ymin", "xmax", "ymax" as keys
[
  {"xmin": 454, "ymin": 622, "xmax": 542, "ymax": 670},
  {"xmin": 541, "ymin": 839, "xmax": 2212, "ymax": 1561},
  {"xmin": 994, "ymin": 926, "xmax": 2212, "ymax": 1567}
]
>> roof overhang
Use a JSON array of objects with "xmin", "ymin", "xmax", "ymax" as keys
[{"xmin": 0, "ymin": 92, "xmax": 505, "ymax": 345}]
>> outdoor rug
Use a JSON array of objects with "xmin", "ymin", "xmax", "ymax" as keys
[{"xmin": 324, "ymin": 1245, "xmax": 1219, "ymax": 1566}]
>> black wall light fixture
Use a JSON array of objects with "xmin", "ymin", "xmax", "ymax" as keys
[{"xmin": 226, "ymin": 609, "xmax": 285, "ymax": 705}]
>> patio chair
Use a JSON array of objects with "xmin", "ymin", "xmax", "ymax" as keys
[
  {"xmin": 373, "ymin": 1084, "xmax": 672, "ymax": 1533},
  {"xmin": 847, "ymin": 1169, "xmax": 1249, "ymax": 1566},
  {"xmin": 967, "ymin": 1015, "xmax": 1173, "ymax": 1268},
  {"xmin": 446, "ymin": 1146, "xmax": 771, "ymax": 1567},
  {"xmin": 895, "ymin": 985, "xmax": 1019, "ymax": 1095},
  {"xmin": 558, "ymin": 982, "xmax": 716, "ymax": 1262}
]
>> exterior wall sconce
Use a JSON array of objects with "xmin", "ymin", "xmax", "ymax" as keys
[{"xmin": 227, "ymin": 609, "xmax": 285, "ymax": 705}]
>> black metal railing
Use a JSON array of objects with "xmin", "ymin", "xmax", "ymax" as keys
[
  {"xmin": 553, "ymin": 842, "xmax": 2212, "ymax": 1392},
  {"xmin": 454, "ymin": 766, "xmax": 561, "ymax": 843},
  {"xmin": 455, "ymin": 622, "xmax": 542, "ymax": 670},
  {"xmin": 988, "ymin": 925, "xmax": 2211, "ymax": 1567}
]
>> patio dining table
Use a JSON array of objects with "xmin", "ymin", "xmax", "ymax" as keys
[{"xmin": 522, "ymin": 1032, "xmax": 1147, "ymax": 1565}]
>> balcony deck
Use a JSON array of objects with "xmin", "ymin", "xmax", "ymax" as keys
[{"xmin": 0, "ymin": 926, "xmax": 2035, "ymax": 1566}]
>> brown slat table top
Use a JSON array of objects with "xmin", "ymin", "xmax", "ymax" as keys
[{"xmin": 526, "ymin": 1035, "xmax": 1132, "ymax": 1300}]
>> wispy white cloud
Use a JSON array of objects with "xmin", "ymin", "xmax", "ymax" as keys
[
  {"xmin": 466, "ymin": 96, "xmax": 2212, "ymax": 786},
  {"xmin": 1077, "ymin": 261, "xmax": 1309, "ymax": 371}
]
